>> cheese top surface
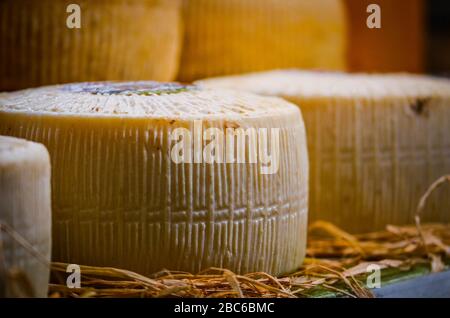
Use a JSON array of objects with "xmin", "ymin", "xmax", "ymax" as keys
[
  {"xmin": 197, "ymin": 70, "xmax": 450, "ymax": 99},
  {"xmin": 0, "ymin": 135, "xmax": 48, "ymax": 166},
  {"xmin": 0, "ymin": 81, "xmax": 298, "ymax": 120}
]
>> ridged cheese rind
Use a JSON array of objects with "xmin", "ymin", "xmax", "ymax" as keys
[
  {"xmin": 178, "ymin": 0, "xmax": 347, "ymax": 82},
  {"xmin": 0, "ymin": 0, "xmax": 182, "ymax": 91},
  {"xmin": 0, "ymin": 82, "xmax": 309, "ymax": 275},
  {"xmin": 0, "ymin": 136, "xmax": 51, "ymax": 297},
  {"xmin": 197, "ymin": 71, "xmax": 450, "ymax": 233}
]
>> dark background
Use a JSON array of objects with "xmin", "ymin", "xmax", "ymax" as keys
[{"xmin": 346, "ymin": 0, "xmax": 450, "ymax": 75}]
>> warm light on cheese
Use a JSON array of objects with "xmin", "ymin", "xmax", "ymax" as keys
[
  {"xmin": 177, "ymin": 0, "xmax": 347, "ymax": 82},
  {"xmin": 0, "ymin": 82, "xmax": 309, "ymax": 275},
  {"xmin": 198, "ymin": 71, "xmax": 450, "ymax": 233},
  {"xmin": 0, "ymin": 0, "xmax": 182, "ymax": 91},
  {"xmin": 0, "ymin": 136, "xmax": 51, "ymax": 297}
]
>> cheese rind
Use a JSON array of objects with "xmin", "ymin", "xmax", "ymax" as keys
[
  {"xmin": 197, "ymin": 71, "xmax": 450, "ymax": 233},
  {"xmin": 0, "ymin": 136, "xmax": 51, "ymax": 297},
  {"xmin": 0, "ymin": 82, "xmax": 309, "ymax": 275},
  {"xmin": 0, "ymin": 0, "xmax": 182, "ymax": 91},
  {"xmin": 178, "ymin": 0, "xmax": 347, "ymax": 82}
]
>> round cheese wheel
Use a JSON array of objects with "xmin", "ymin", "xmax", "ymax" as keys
[
  {"xmin": 0, "ymin": 82, "xmax": 309, "ymax": 275},
  {"xmin": 0, "ymin": 135, "xmax": 51, "ymax": 297},
  {"xmin": 0, "ymin": 0, "xmax": 182, "ymax": 91},
  {"xmin": 198, "ymin": 70, "xmax": 450, "ymax": 233},
  {"xmin": 178, "ymin": 0, "xmax": 347, "ymax": 82}
]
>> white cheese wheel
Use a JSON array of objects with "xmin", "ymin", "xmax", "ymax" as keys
[
  {"xmin": 0, "ymin": 0, "xmax": 182, "ymax": 91},
  {"xmin": 0, "ymin": 82, "xmax": 309, "ymax": 275},
  {"xmin": 0, "ymin": 136, "xmax": 51, "ymax": 297},
  {"xmin": 177, "ymin": 0, "xmax": 347, "ymax": 82},
  {"xmin": 197, "ymin": 70, "xmax": 450, "ymax": 233}
]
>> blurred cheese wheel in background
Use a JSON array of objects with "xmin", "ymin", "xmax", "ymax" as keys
[
  {"xmin": 0, "ymin": 0, "xmax": 182, "ymax": 91},
  {"xmin": 177, "ymin": 0, "xmax": 347, "ymax": 82},
  {"xmin": 0, "ymin": 82, "xmax": 309, "ymax": 275},
  {"xmin": 198, "ymin": 70, "xmax": 450, "ymax": 233}
]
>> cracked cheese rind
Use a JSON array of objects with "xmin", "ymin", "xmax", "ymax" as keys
[
  {"xmin": 0, "ymin": 0, "xmax": 182, "ymax": 91},
  {"xmin": 0, "ymin": 136, "xmax": 51, "ymax": 297},
  {"xmin": 197, "ymin": 70, "xmax": 450, "ymax": 233},
  {"xmin": 0, "ymin": 82, "xmax": 309, "ymax": 275},
  {"xmin": 177, "ymin": 0, "xmax": 347, "ymax": 82}
]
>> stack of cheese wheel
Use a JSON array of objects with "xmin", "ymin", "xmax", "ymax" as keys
[
  {"xmin": 0, "ymin": 136, "xmax": 51, "ymax": 297},
  {"xmin": 0, "ymin": 0, "xmax": 182, "ymax": 91},
  {"xmin": 0, "ymin": 82, "xmax": 309, "ymax": 275},
  {"xmin": 198, "ymin": 70, "xmax": 450, "ymax": 233},
  {"xmin": 177, "ymin": 0, "xmax": 347, "ymax": 82}
]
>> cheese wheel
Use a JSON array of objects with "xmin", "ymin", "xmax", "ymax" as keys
[
  {"xmin": 197, "ymin": 70, "xmax": 450, "ymax": 233},
  {"xmin": 0, "ymin": 136, "xmax": 51, "ymax": 297},
  {"xmin": 0, "ymin": 82, "xmax": 309, "ymax": 275},
  {"xmin": 177, "ymin": 0, "xmax": 348, "ymax": 82},
  {"xmin": 0, "ymin": 0, "xmax": 182, "ymax": 91}
]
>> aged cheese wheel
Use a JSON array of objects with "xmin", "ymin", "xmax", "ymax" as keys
[
  {"xmin": 0, "ymin": 82, "xmax": 309, "ymax": 275},
  {"xmin": 177, "ymin": 0, "xmax": 347, "ymax": 82},
  {"xmin": 0, "ymin": 0, "xmax": 182, "ymax": 91},
  {"xmin": 198, "ymin": 70, "xmax": 450, "ymax": 233},
  {"xmin": 0, "ymin": 136, "xmax": 51, "ymax": 297}
]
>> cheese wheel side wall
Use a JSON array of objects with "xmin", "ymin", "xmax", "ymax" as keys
[
  {"xmin": 0, "ymin": 0, "xmax": 182, "ymax": 91},
  {"xmin": 0, "ymin": 111, "xmax": 308, "ymax": 275},
  {"xmin": 178, "ymin": 0, "xmax": 347, "ymax": 82},
  {"xmin": 0, "ymin": 136, "xmax": 51, "ymax": 297},
  {"xmin": 283, "ymin": 95, "xmax": 450, "ymax": 233}
]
